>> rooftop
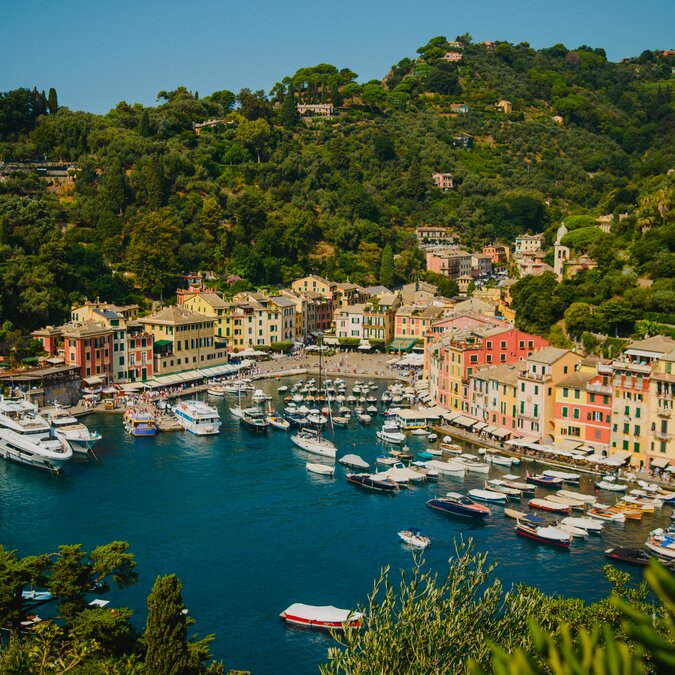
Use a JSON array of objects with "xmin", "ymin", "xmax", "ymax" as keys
[
  {"xmin": 139, "ymin": 306, "xmax": 215, "ymax": 326},
  {"xmin": 528, "ymin": 346, "xmax": 573, "ymax": 365}
]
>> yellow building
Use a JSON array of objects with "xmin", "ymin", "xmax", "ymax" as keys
[
  {"xmin": 291, "ymin": 275, "xmax": 337, "ymax": 298},
  {"xmin": 181, "ymin": 292, "xmax": 229, "ymax": 340},
  {"xmin": 468, "ymin": 363, "xmax": 521, "ymax": 433},
  {"xmin": 362, "ymin": 294, "xmax": 401, "ymax": 347},
  {"xmin": 648, "ymin": 349, "xmax": 675, "ymax": 471},
  {"xmin": 138, "ymin": 306, "xmax": 228, "ymax": 374}
]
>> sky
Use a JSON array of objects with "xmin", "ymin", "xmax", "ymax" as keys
[{"xmin": 3, "ymin": 0, "xmax": 673, "ymax": 114}]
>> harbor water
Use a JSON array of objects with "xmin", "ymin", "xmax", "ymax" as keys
[{"xmin": 0, "ymin": 377, "xmax": 671, "ymax": 674}]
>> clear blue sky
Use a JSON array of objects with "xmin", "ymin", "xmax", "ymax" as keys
[{"xmin": 4, "ymin": 0, "xmax": 673, "ymax": 114}]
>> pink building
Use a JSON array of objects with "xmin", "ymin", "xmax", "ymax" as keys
[
  {"xmin": 432, "ymin": 172, "xmax": 454, "ymax": 191},
  {"xmin": 483, "ymin": 245, "xmax": 508, "ymax": 265},
  {"xmin": 442, "ymin": 51, "xmax": 463, "ymax": 62}
]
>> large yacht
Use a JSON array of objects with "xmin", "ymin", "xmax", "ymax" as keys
[
  {"xmin": 45, "ymin": 405, "xmax": 102, "ymax": 454},
  {"xmin": 0, "ymin": 397, "xmax": 73, "ymax": 472},
  {"xmin": 172, "ymin": 400, "xmax": 222, "ymax": 435}
]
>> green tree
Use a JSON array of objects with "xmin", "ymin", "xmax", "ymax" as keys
[
  {"xmin": 280, "ymin": 86, "xmax": 298, "ymax": 128},
  {"xmin": 138, "ymin": 109, "xmax": 151, "ymax": 137},
  {"xmin": 47, "ymin": 87, "xmax": 58, "ymax": 114},
  {"xmin": 564, "ymin": 301, "xmax": 596, "ymax": 337},
  {"xmin": 379, "ymin": 244, "xmax": 395, "ymax": 287},
  {"xmin": 100, "ymin": 158, "xmax": 128, "ymax": 214},
  {"xmin": 199, "ymin": 196, "xmax": 224, "ymax": 237},
  {"xmin": 125, "ymin": 209, "xmax": 181, "ymax": 297},
  {"xmin": 234, "ymin": 118, "xmax": 272, "ymax": 163}
]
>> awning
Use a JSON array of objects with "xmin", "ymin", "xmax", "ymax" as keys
[
  {"xmin": 491, "ymin": 428, "xmax": 511, "ymax": 438},
  {"xmin": 322, "ymin": 336, "xmax": 339, "ymax": 345},
  {"xmin": 388, "ymin": 337, "xmax": 416, "ymax": 352},
  {"xmin": 102, "ymin": 386, "xmax": 117, "ymax": 394},
  {"xmin": 555, "ymin": 439, "xmax": 584, "ymax": 452},
  {"xmin": 602, "ymin": 450, "xmax": 632, "ymax": 466},
  {"xmin": 120, "ymin": 382, "xmax": 146, "ymax": 392},
  {"xmin": 650, "ymin": 457, "xmax": 671, "ymax": 469},
  {"xmin": 358, "ymin": 344, "xmax": 373, "ymax": 351},
  {"xmin": 82, "ymin": 376, "xmax": 103, "ymax": 386},
  {"xmin": 483, "ymin": 425, "xmax": 497, "ymax": 435},
  {"xmin": 472, "ymin": 421, "xmax": 488, "ymax": 431},
  {"xmin": 153, "ymin": 339, "xmax": 173, "ymax": 348},
  {"xmin": 442, "ymin": 411, "xmax": 461, "ymax": 422},
  {"xmin": 453, "ymin": 415, "xmax": 476, "ymax": 428},
  {"xmin": 172, "ymin": 370, "xmax": 204, "ymax": 383}
]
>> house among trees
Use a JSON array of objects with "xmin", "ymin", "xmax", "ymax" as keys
[
  {"xmin": 495, "ymin": 99, "xmax": 513, "ymax": 114},
  {"xmin": 442, "ymin": 51, "xmax": 463, "ymax": 62},
  {"xmin": 415, "ymin": 226, "xmax": 457, "ymax": 247},
  {"xmin": 296, "ymin": 103, "xmax": 333, "ymax": 117},
  {"xmin": 450, "ymin": 103, "xmax": 470, "ymax": 114},
  {"xmin": 432, "ymin": 172, "xmax": 454, "ymax": 191},
  {"xmin": 452, "ymin": 132, "xmax": 473, "ymax": 148}
]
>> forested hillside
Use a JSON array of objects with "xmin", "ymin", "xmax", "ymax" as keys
[{"xmin": 0, "ymin": 34, "xmax": 673, "ymax": 336}]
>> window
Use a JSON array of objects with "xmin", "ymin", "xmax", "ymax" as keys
[
  {"xmin": 589, "ymin": 393, "xmax": 595, "ymax": 403},
  {"xmin": 500, "ymin": 341, "xmax": 507, "ymax": 349},
  {"xmin": 623, "ymin": 422, "xmax": 629, "ymax": 434},
  {"xmin": 574, "ymin": 389, "xmax": 580, "ymax": 400},
  {"xmin": 562, "ymin": 406, "xmax": 568, "ymax": 418},
  {"xmin": 533, "ymin": 404, "xmax": 539, "ymax": 417},
  {"xmin": 634, "ymin": 425, "xmax": 640, "ymax": 436},
  {"xmin": 636, "ymin": 408, "xmax": 641, "ymax": 419},
  {"xmin": 633, "ymin": 442, "xmax": 640, "ymax": 453},
  {"xmin": 563, "ymin": 388, "xmax": 569, "ymax": 398},
  {"xmin": 573, "ymin": 408, "xmax": 579, "ymax": 419},
  {"xmin": 534, "ymin": 385, "xmax": 539, "ymax": 395}
]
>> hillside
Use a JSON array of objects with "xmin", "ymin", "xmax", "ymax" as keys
[{"xmin": 0, "ymin": 34, "xmax": 673, "ymax": 338}]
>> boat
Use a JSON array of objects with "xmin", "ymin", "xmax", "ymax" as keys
[
  {"xmin": 376, "ymin": 455, "xmax": 400, "ymax": 467},
  {"xmin": 46, "ymin": 406, "xmax": 101, "ymax": 454},
  {"xmin": 0, "ymin": 397, "xmax": 73, "ymax": 472},
  {"xmin": 206, "ymin": 384, "xmax": 229, "ymax": 397},
  {"xmin": 240, "ymin": 409, "xmax": 269, "ymax": 433},
  {"xmin": 604, "ymin": 547, "xmax": 658, "ymax": 566},
  {"xmin": 595, "ymin": 477, "xmax": 628, "ymax": 492},
  {"xmin": 346, "ymin": 472, "xmax": 399, "ymax": 492},
  {"xmin": 621, "ymin": 495, "xmax": 661, "ymax": 511},
  {"xmin": 339, "ymin": 454, "xmax": 369, "ymax": 470},
  {"xmin": 426, "ymin": 493, "xmax": 492, "ymax": 519},
  {"xmin": 561, "ymin": 516, "xmax": 604, "ymax": 533},
  {"xmin": 440, "ymin": 441, "xmax": 462, "ymax": 455},
  {"xmin": 409, "ymin": 462, "xmax": 439, "ymax": 480},
  {"xmin": 557, "ymin": 522, "xmax": 588, "ymax": 538},
  {"xmin": 279, "ymin": 603, "xmax": 363, "ymax": 630},
  {"xmin": 504, "ymin": 508, "xmax": 546, "ymax": 524},
  {"xmin": 529, "ymin": 498, "xmax": 570, "ymax": 514},
  {"xmin": 21, "ymin": 589, "xmax": 53, "ymax": 602},
  {"xmin": 455, "ymin": 455, "xmax": 490, "ymax": 474},
  {"xmin": 645, "ymin": 529, "xmax": 675, "ymax": 559},
  {"xmin": 172, "ymin": 400, "xmax": 221, "ymax": 435},
  {"xmin": 424, "ymin": 459, "xmax": 466, "ymax": 476},
  {"xmin": 468, "ymin": 488, "xmax": 507, "ymax": 504},
  {"xmin": 485, "ymin": 479, "xmax": 522, "ymax": 499},
  {"xmin": 358, "ymin": 414, "xmax": 372, "ymax": 425},
  {"xmin": 307, "ymin": 413, "xmax": 328, "ymax": 426},
  {"xmin": 267, "ymin": 414, "xmax": 290, "ymax": 431},
  {"xmin": 515, "ymin": 521, "xmax": 571, "ymax": 548},
  {"xmin": 123, "ymin": 409, "xmax": 157, "ymax": 437},
  {"xmin": 376, "ymin": 429, "xmax": 406, "ymax": 445},
  {"xmin": 291, "ymin": 428, "xmax": 337, "ymax": 459},
  {"xmin": 278, "ymin": 385, "xmax": 288, "ymax": 393},
  {"xmin": 543, "ymin": 470, "xmax": 580, "ymax": 484},
  {"xmin": 411, "ymin": 429, "xmax": 429, "ymax": 436},
  {"xmin": 427, "ymin": 433, "xmax": 438, "ymax": 442},
  {"xmin": 606, "ymin": 503, "xmax": 644, "ymax": 520},
  {"xmin": 558, "ymin": 489, "xmax": 596, "ymax": 505},
  {"xmin": 501, "ymin": 475, "xmax": 535, "ymax": 494},
  {"xmin": 587, "ymin": 507, "xmax": 625, "ymax": 522},
  {"xmin": 526, "ymin": 473, "xmax": 562, "ymax": 489},
  {"xmin": 251, "ymin": 389, "xmax": 270, "ymax": 404},
  {"xmin": 487, "ymin": 454, "xmax": 516, "ymax": 467},
  {"xmin": 306, "ymin": 463, "xmax": 335, "ymax": 476},
  {"xmin": 381, "ymin": 464, "xmax": 426, "ymax": 484},
  {"xmin": 398, "ymin": 528, "xmax": 431, "ymax": 549},
  {"xmin": 332, "ymin": 416, "xmax": 350, "ymax": 427},
  {"xmin": 547, "ymin": 494, "xmax": 586, "ymax": 510},
  {"xmin": 417, "ymin": 451, "xmax": 434, "ymax": 460}
]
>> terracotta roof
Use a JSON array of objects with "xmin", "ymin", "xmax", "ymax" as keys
[
  {"xmin": 528, "ymin": 346, "xmax": 574, "ymax": 365},
  {"xmin": 557, "ymin": 371, "xmax": 595, "ymax": 389},
  {"xmin": 473, "ymin": 363, "xmax": 522, "ymax": 386},
  {"xmin": 139, "ymin": 306, "xmax": 214, "ymax": 326}
]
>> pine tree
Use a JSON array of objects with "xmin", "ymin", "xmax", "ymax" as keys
[
  {"xmin": 280, "ymin": 86, "xmax": 298, "ymax": 129},
  {"xmin": 145, "ymin": 155, "xmax": 165, "ymax": 208},
  {"xmin": 144, "ymin": 574, "xmax": 190, "ymax": 675},
  {"xmin": 101, "ymin": 158, "xmax": 128, "ymax": 214},
  {"xmin": 199, "ymin": 196, "xmax": 223, "ymax": 236},
  {"xmin": 138, "ymin": 109, "xmax": 151, "ymax": 137},
  {"xmin": 47, "ymin": 87, "xmax": 58, "ymax": 114},
  {"xmin": 379, "ymin": 244, "xmax": 395, "ymax": 288}
]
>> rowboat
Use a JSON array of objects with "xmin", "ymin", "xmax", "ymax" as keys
[
  {"xmin": 279, "ymin": 603, "xmax": 363, "ymax": 630},
  {"xmin": 595, "ymin": 477, "xmax": 628, "ymax": 492},
  {"xmin": 306, "ymin": 463, "xmax": 335, "ymax": 476}
]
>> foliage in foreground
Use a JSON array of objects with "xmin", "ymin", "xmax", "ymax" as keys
[{"xmin": 320, "ymin": 540, "xmax": 673, "ymax": 674}]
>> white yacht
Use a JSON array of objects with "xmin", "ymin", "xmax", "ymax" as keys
[
  {"xmin": 0, "ymin": 397, "xmax": 73, "ymax": 472},
  {"xmin": 46, "ymin": 405, "xmax": 101, "ymax": 454},
  {"xmin": 172, "ymin": 400, "xmax": 222, "ymax": 435}
]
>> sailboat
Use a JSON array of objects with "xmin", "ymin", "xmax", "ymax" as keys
[{"xmin": 291, "ymin": 337, "xmax": 337, "ymax": 459}]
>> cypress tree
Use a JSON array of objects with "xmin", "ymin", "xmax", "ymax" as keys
[
  {"xmin": 101, "ymin": 158, "xmax": 128, "ymax": 214},
  {"xmin": 379, "ymin": 244, "xmax": 395, "ymax": 288},
  {"xmin": 47, "ymin": 87, "xmax": 58, "ymax": 114},
  {"xmin": 138, "ymin": 109, "xmax": 151, "ymax": 137},
  {"xmin": 280, "ymin": 86, "xmax": 298, "ymax": 128},
  {"xmin": 144, "ymin": 574, "xmax": 189, "ymax": 675}
]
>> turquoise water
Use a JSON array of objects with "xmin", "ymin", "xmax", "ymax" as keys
[{"xmin": 0, "ymin": 377, "xmax": 670, "ymax": 674}]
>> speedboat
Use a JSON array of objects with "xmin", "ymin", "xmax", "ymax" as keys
[
  {"xmin": 468, "ymin": 488, "xmax": 508, "ymax": 504},
  {"xmin": 306, "ymin": 463, "xmax": 334, "ymax": 476},
  {"xmin": 124, "ymin": 410, "xmax": 157, "ymax": 437},
  {"xmin": 0, "ymin": 396, "xmax": 73, "ymax": 472},
  {"xmin": 291, "ymin": 429, "xmax": 337, "ymax": 459},
  {"xmin": 526, "ymin": 473, "xmax": 562, "ymax": 489},
  {"xmin": 241, "ymin": 409, "xmax": 269, "ymax": 433},
  {"xmin": 46, "ymin": 406, "xmax": 101, "ymax": 454},
  {"xmin": 252, "ymin": 389, "xmax": 271, "ymax": 404},
  {"xmin": 267, "ymin": 414, "xmax": 290, "ymax": 431},
  {"xmin": 529, "ymin": 498, "xmax": 570, "ymax": 514},
  {"xmin": 346, "ymin": 472, "xmax": 399, "ymax": 492},
  {"xmin": 339, "ymin": 454, "xmax": 369, "ymax": 469},
  {"xmin": 426, "ymin": 493, "xmax": 491, "ymax": 519},
  {"xmin": 543, "ymin": 470, "xmax": 580, "ymax": 484},
  {"xmin": 398, "ymin": 528, "xmax": 430, "ymax": 549},
  {"xmin": 376, "ymin": 429, "xmax": 406, "ymax": 445},
  {"xmin": 561, "ymin": 516, "xmax": 604, "ymax": 533},
  {"xmin": 173, "ymin": 400, "xmax": 221, "ymax": 435},
  {"xmin": 279, "ymin": 603, "xmax": 363, "ymax": 630},
  {"xmin": 595, "ymin": 477, "xmax": 628, "ymax": 492},
  {"xmin": 604, "ymin": 547, "xmax": 660, "ymax": 566},
  {"xmin": 645, "ymin": 529, "xmax": 675, "ymax": 559},
  {"xmin": 515, "ymin": 521, "xmax": 571, "ymax": 548}
]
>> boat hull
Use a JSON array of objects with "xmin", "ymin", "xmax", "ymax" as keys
[
  {"xmin": 426, "ymin": 499, "xmax": 490, "ymax": 519},
  {"xmin": 516, "ymin": 525, "xmax": 570, "ymax": 548}
]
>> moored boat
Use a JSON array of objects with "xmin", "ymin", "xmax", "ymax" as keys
[
  {"xmin": 644, "ymin": 529, "xmax": 675, "ymax": 559},
  {"xmin": 529, "ymin": 498, "xmax": 570, "ymax": 514},
  {"xmin": 543, "ymin": 469, "xmax": 580, "ymax": 484},
  {"xmin": 376, "ymin": 429, "xmax": 406, "ymax": 445},
  {"xmin": 339, "ymin": 454, "xmax": 369, "ymax": 469},
  {"xmin": 124, "ymin": 409, "xmax": 157, "ymax": 437},
  {"xmin": 595, "ymin": 476, "xmax": 628, "ymax": 492},
  {"xmin": 291, "ymin": 428, "xmax": 337, "ymax": 459},
  {"xmin": 426, "ymin": 493, "xmax": 491, "ymax": 519},
  {"xmin": 346, "ymin": 472, "xmax": 399, "ymax": 492},
  {"xmin": 240, "ymin": 409, "xmax": 269, "ymax": 433},
  {"xmin": 515, "ymin": 521, "xmax": 571, "ymax": 548},
  {"xmin": 306, "ymin": 463, "xmax": 334, "ymax": 476},
  {"xmin": 398, "ymin": 528, "xmax": 430, "ymax": 549},
  {"xmin": 267, "ymin": 414, "xmax": 290, "ymax": 431},
  {"xmin": 279, "ymin": 603, "xmax": 363, "ymax": 630},
  {"xmin": 561, "ymin": 516, "xmax": 604, "ymax": 533},
  {"xmin": 587, "ymin": 507, "xmax": 625, "ymax": 522},
  {"xmin": 604, "ymin": 547, "xmax": 655, "ymax": 566},
  {"xmin": 558, "ymin": 489, "xmax": 596, "ymax": 505},
  {"xmin": 468, "ymin": 488, "xmax": 508, "ymax": 504},
  {"xmin": 526, "ymin": 473, "xmax": 562, "ymax": 489},
  {"xmin": 173, "ymin": 400, "xmax": 221, "ymax": 435}
]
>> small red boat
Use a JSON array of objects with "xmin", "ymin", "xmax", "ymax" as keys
[
  {"xmin": 529, "ymin": 498, "xmax": 570, "ymax": 514},
  {"xmin": 279, "ymin": 603, "xmax": 363, "ymax": 630}
]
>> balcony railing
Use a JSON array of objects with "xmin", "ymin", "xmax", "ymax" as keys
[{"xmin": 611, "ymin": 360, "xmax": 651, "ymax": 374}]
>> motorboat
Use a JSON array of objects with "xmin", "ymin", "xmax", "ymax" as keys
[
  {"xmin": 279, "ymin": 603, "xmax": 363, "ymax": 630},
  {"xmin": 455, "ymin": 456, "xmax": 490, "ymax": 474},
  {"xmin": 645, "ymin": 529, "xmax": 675, "ymax": 560},
  {"xmin": 290, "ymin": 428, "xmax": 337, "ymax": 459},
  {"xmin": 587, "ymin": 507, "xmax": 625, "ymax": 522},
  {"xmin": 398, "ymin": 528, "xmax": 431, "ymax": 549},
  {"xmin": 358, "ymin": 414, "xmax": 372, "ymax": 425},
  {"xmin": 306, "ymin": 462, "xmax": 334, "ymax": 476},
  {"xmin": 346, "ymin": 472, "xmax": 399, "ymax": 492},
  {"xmin": 607, "ymin": 503, "xmax": 644, "ymax": 520},
  {"xmin": 485, "ymin": 479, "xmax": 522, "ymax": 499},
  {"xmin": 267, "ymin": 414, "xmax": 290, "ymax": 431},
  {"xmin": 427, "ymin": 493, "xmax": 492, "ymax": 519},
  {"xmin": 557, "ymin": 522, "xmax": 588, "ymax": 538},
  {"xmin": 604, "ymin": 547, "xmax": 660, "ymax": 566},
  {"xmin": 543, "ymin": 470, "xmax": 580, "ymax": 484},
  {"xmin": 307, "ymin": 413, "xmax": 328, "ymax": 426},
  {"xmin": 558, "ymin": 489, "xmax": 596, "ymax": 504},
  {"xmin": 173, "ymin": 400, "xmax": 221, "ymax": 435},
  {"xmin": 504, "ymin": 508, "xmax": 546, "ymax": 525},
  {"xmin": 515, "ymin": 521, "xmax": 571, "ymax": 548},
  {"xmin": 46, "ymin": 406, "xmax": 101, "ymax": 454},
  {"xmin": 252, "ymin": 389, "xmax": 271, "ymax": 404},
  {"xmin": 424, "ymin": 459, "xmax": 466, "ymax": 477},
  {"xmin": 381, "ymin": 464, "xmax": 426, "ymax": 484},
  {"xmin": 0, "ymin": 396, "xmax": 73, "ymax": 472},
  {"xmin": 623, "ymin": 495, "xmax": 663, "ymax": 510},
  {"xmin": 123, "ymin": 410, "xmax": 157, "ymax": 437},
  {"xmin": 561, "ymin": 516, "xmax": 604, "ymax": 533},
  {"xmin": 526, "ymin": 473, "xmax": 562, "ymax": 489},
  {"xmin": 278, "ymin": 385, "xmax": 288, "ymax": 393},
  {"xmin": 21, "ymin": 589, "xmax": 53, "ymax": 602},
  {"xmin": 427, "ymin": 433, "xmax": 438, "ymax": 442},
  {"xmin": 332, "ymin": 416, "xmax": 349, "ymax": 427},
  {"xmin": 376, "ymin": 429, "xmax": 406, "ymax": 445},
  {"xmin": 366, "ymin": 405, "xmax": 378, "ymax": 415},
  {"xmin": 595, "ymin": 477, "xmax": 628, "ymax": 492},
  {"xmin": 240, "ymin": 409, "xmax": 269, "ymax": 433},
  {"xmin": 547, "ymin": 494, "xmax": 586, "ymax": 511},
  {"xmin": 411, "ymin": 428, "xmax": 429, "ymax": 436},
  {"xmin": 487, "ymin": 454, "xmax": 516, "ymax": 467},
  {"xmin": 206, "ymin": 384, "xmax": 229, "ymax": 397},
  {"xmin": 468, "ymin": 488, "xmax": 507, "ymax": 504},
  {"xmin": 501, "ymin": 475, "xmax": 535, "ymax": 493},
  {"xmin": 528, "ymin": 498, "xmax": 570, "ymax": 514},
  {"xmin": 339, "ymin": 454, "xmax": 369, "ymax": 470},
  {"xmin": 376, "ymin": 455, "xmax": 400, "ymax": 467},
  {"xmin": 409, "ymin": 462, "xmax": 439, "ymax": 480}
]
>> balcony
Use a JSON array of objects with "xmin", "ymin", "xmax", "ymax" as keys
[
  {"xmin": 612, "ymin": 360, "xmax": 651, "ymax": 374},
  {"xmin": 519, "ymin": 371, "xmax": 550, "ymax": 383},
  {"xmin": 657, "ymin": 409, "xmax": 672, "ymax": 418},
  {"xmin": 654, "ymin": 431, "xmax": 672, "ymax": 440}
]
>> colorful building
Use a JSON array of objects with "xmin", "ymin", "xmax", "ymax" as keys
[
  {"xmin": 648, "ymin": 349, "xmax": 675, "ymax": 470},
  {"xmin": 468, "ymin": 363, "xmax": 521, "ymax": 432}
]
